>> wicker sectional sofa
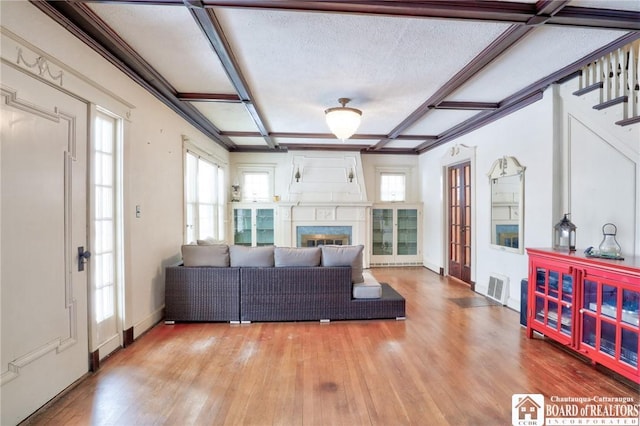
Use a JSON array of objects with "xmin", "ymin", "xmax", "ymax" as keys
[{"xmin": 164, "ymin": 244, "xmax": 406, "ymax": 323}]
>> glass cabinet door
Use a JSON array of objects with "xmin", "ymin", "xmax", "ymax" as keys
[
  {"xmin": 581, "ymin": 279, "xmax": 598, "ymax": 349},
  {"xmin": 527, "ymin": 249, "xmax": 639, "ymax": 384},
  {"xmin": 233, "ymin": 208, "xmax": 252, "ymax": 246},
  {"xmin": 397, "ymin": 209, "xmax": 418, "ymax": 255},
  {"xmin": 372, "ymin": 209, "xmax": 393, "ymax": 255},
  {"xmin": 371, "ymin": 206, "xmax": 421, "ymax": 263},
  {"xmin": 256, "ymin": 208, "xmax": 274, "ymax": 246},
  {"xmin": 580, "ymin": 277, "xmax": 639, "ymax": 370},
  {"xmin": 621, "ymin": 289, "xmax": 639, "ymax": 367},
  {"xmin": 532, "ymin": 263, "xmax": 574, "ymax": 344}
]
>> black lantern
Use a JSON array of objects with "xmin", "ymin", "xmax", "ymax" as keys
[{"xmin": 554, "ymin": 213, "xmax": 577, "ymax": 251}]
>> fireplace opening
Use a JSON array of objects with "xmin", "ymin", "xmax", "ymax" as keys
[
  {"xmin": 301, "ymin": 234, "xmax": 350, "ymax": 247},
  {"xmin": 296, "ymin": 226, "xmax": 352, "ymax": 247}
]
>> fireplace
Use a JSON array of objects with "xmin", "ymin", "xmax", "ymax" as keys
[
  {"xmin": 296, "ymin": 226, "xmax": 352, "ymax": 247},
  {"xmin": 301, "ymin": 234, "xmax": 350, "ymax": 247}
]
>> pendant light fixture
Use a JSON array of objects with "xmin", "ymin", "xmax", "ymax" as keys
[{"xmin": 324, "ymin": 98, "xmax": 362, "ymax": 141}]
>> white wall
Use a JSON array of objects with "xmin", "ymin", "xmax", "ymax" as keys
[
  {"xmin": 361, "ymin": 153, "xmax": 420, "ymax": 203},
  {"xmin": 1, "ymin": 2, "xmax": 230, "ymax": 337},
  {"xmin": 419, "ymin": 79, "xmax": 640, "ymax": 311},
  {"xmin": 558, "ymin": 81, "xmax": 640, "ymax": 256},
  {"xmin": 230, "ymin": 151, "xmax": 420, "ymax": 204},
  {"xmin": 420, "ymin": 92, "xmax": 556, "ymax": 310}
]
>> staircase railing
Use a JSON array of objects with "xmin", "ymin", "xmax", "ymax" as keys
[{"xmin": 576, "ymin": 39, "xmax": 639, "ymax": 126}]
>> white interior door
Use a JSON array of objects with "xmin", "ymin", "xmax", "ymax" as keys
[{"xmin": 1, "ymin": 65, "xmax": 89, "ymax": 424}]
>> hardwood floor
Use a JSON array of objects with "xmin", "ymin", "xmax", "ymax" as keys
[{"xmin": 24, "ymin": 267, "xmax": 637, "ymax": 425}]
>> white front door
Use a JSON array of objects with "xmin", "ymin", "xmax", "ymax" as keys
[{"xmin": 1, "ymin": 65, "xmax": 89, "ymax": 424}]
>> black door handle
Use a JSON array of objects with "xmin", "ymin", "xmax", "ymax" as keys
[{"xmin": 78, "ymin": 246, "xmax": 91, "ymax": 272}]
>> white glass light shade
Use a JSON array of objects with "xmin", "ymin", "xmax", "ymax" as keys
[{"xmin": 324, "ymin": 98, "xmax": 362, "ymax": 141}]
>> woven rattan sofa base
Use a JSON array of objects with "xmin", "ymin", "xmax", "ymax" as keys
[
  {"xmin": 165, "ymin": 266, "xmax": 240, "ymax": 322},
  {"xmin": 240, "ymin": 267, "xmax": 406, "ymax": 322}
]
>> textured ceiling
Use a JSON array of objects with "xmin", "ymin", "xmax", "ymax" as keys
[{"xmin": 30, "ymin": 0, "xmax": 640, "ymax": 154}]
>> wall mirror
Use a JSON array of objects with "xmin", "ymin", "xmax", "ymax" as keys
[{"xmin": 488, "ymin": 156, "xmax": 525, "ymax": 254}]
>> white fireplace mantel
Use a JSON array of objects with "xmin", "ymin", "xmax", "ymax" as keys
[{"xmin": 275, "ymin": 201, "xmax": 372, "ymax": 267}]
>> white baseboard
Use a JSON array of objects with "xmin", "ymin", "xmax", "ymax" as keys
[
  {"xmin": 422, "ymin": 260, "xmax": 441, "ymax": 275},
  {"xmin": 506, "ymin": 297, "xmax": 520, "ymax": 312},
  {"xmin": 133, "ymin": 307, "xmax": 164, "ymax": 340}
]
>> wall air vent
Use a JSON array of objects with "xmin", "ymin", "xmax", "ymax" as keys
[{"xmin": 487, "ymin": 273, "xmax": 509, "ymax": 305}]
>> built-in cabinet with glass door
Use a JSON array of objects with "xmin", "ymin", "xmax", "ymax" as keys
[
  {"xmin": 371, "ymin": 205, "xmax": 421, "ymax": 265},
  {"xmin": 527, "ymin": 248, "xmax": 639, "ymax": 384},
  {"xmin": 232, "ymin": 205, "xmax": 274, "ymax": 246}
]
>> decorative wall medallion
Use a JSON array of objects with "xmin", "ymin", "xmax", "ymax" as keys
[
  {"xmin": 17, "ymin": 48, "xmax": 64, "ymax": 86},
  {"xmin": 316, "ymin": 208, "xmax": 335, "ymax": 221}
]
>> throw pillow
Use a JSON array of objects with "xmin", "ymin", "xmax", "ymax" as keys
[
  {"xmin": 197, "ymin": 237, "xmax": 225, "ymax": 245},
  {"xmin": 182, "ymin": 244, "xmax": 229, "ymax": 267},
  {"xmin": 274, "ymin": 247, "xmax": 321, "ymax": 267},
  {"xmin": 229, "ymin": 245, "xmax": 275, "ymax": 267},
  {"xmin": 321, "ymin": 244, "xmax": 364, "ymax": 283}
]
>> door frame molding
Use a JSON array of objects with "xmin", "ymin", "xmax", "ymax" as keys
[{"xmin": 440, "ymin": 144, "xmax": 476, "ymax": 284}]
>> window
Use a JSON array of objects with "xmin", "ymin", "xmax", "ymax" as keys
[
  {"xmin": 380, "ymin": 172, "xmax": 406, "ymax": 202},
  {"xmin": 93, "ymin": 111, "xmax": 117, "ymax": 324},
  {"xmin": 185, "ymin": 150, "xmax": 225, "ymax": 243},
  {"xmin": 242, "ymin": 171, "xmax": 270, "ymax": 202}
]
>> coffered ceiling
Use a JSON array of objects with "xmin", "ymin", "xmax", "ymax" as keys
[{"xmin": 31, "ymin": 1, "xmax": 640, "ymax": 154}]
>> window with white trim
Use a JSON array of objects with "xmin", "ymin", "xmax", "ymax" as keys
[
  {"xmin": 380, "ymin": 172, "xmax": 406, "ymax": 202},
  {"xmin": 242, "ymin": 171, "xmax": 270, "ymax": 202},
  {"xmin": 185, "ymin": 150, "xmax": 225, "ymax": 243}
]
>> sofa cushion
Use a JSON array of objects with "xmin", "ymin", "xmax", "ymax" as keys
[
  {"xmin": 230, "ymin": 245, "xmax": 275, "ymax": 267},
  {"xmin": 321, "ymin": 245, "xmax": 364, "ymax": 283},
  {"xmin": 274, "ymin": 247, "xmax": 321, "ymax": 267},
  {"xmin": 353, "ymin": 272, "xmax": 382, "ymax": 299},
  {"xmin": 182, "ymin": 244, "xmax": 229, "ymax": 267}
]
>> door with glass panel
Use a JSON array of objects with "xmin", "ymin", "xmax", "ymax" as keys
[
  {"xmin": 233, "ymin": 208, "xmax": 253, "ymax": 246},
  {"xmin": 448, "ymin": 162, "xmax": 472, "ymax": 284},
  {"xmin": 233, "ymin": 207, "xmax": 274, "ymax": 246},
  {"xmin": 90, "ymin": 109, "xmax": 123, "ymax": 365},
  {"xmin": 256, "ymin": 209, "xmax": 274, "ymax": 246},
  {"xmin": 371, "ymin": 206, "xmax": 420, "ymax": 264},
  {"xmin": 372, "ymin": 208, "xmax": 394, "ymax": 256}
]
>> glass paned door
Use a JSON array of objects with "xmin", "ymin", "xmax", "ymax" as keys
[
  {"xmin": 531, "ymin": 262, "xmax": 573, "ymax": 345},
  {"xmin": 234, "ymin": 209, "xmax": 253, "ymax": 246},
  {"xmin": 397, "ymin": 209, "xmax": 417, "ymax": 255},
  {"xmin": 256, "ymin": 209, "xmax": 274, "ymax": 246},
  {"xmin": 579, "ymin": 275, "xmax": 639, "ymax": 372},
  {"xmin": 448, "ymin": 162, "xmax": 471, "ymax": 283},
  {"xmin": 372, "ymin": 209, "xmax": 393, "ymax": 255},
  {"xmin": 91, "ymin": 109, "xmax": 122, "ymax": 357}
]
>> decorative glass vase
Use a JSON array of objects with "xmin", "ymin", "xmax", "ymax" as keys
[{"xmin": 598, "ymin": 223, "xmax": 621, "ymax": 257}]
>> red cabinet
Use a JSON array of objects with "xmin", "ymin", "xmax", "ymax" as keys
[{"xmin": 527, "ymin": 248, "xmax": 639, "ymax": 384}]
